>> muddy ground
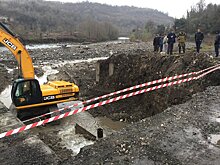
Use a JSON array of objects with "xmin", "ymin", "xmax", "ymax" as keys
[{"xmin": 0, "ymin": 41, "xmax": 220, "ymax": 164}]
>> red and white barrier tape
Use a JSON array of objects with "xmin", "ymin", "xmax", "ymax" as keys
[
  {"xmin": 23, "ymin": 64, "xmax": 220, "ymax": 123},
  {"xmin": 0, "ymin": 65, "xmax": 220, "ymax": 139}
]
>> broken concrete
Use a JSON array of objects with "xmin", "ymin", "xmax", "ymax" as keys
[{"xmin": 0, "ymin": 102, "xmax": 59, "ymax": 165}]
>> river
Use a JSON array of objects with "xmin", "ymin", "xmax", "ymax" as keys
[{"xmin": 0, "ymin": 43, "xmax": 67, "ymax": 52}]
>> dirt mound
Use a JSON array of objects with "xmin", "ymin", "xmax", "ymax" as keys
[{"xmin": 87, "ymin": 51, "xmax": 220, "ymax": 122}]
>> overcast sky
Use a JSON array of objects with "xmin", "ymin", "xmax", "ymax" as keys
[{"xmin": 45, "ymin": 0, "xmax": 220, "ymax": 18}]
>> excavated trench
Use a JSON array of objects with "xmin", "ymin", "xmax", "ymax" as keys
[
  {"xmin": 64, "ymin": 50, "xmax": 220, "ymax": 123},
  {"xmin": 0, "ymin": 41, "xmax": 220, "ymax": 164}
]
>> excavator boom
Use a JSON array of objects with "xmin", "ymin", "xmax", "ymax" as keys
[{"xmin": 0, "ymin": 22, "xmax": 34, "ymax": 79}]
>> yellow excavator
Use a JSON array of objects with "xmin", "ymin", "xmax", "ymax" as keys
[{"xmin": 0, "ymin": 22, "xmax": 79, "ymax": 121}]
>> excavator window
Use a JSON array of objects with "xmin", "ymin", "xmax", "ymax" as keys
[
  {"xmin": 15, "ymin": 81, "xmax": 32, "ymax": 104},
  {"xmin": 12, "ymin": 79, "xmax": 43, "ymax": 106}
]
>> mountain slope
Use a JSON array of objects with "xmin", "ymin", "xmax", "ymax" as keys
[{"xmin": 0, "ymin": 0, "xmax": 174, "ymax": 41}]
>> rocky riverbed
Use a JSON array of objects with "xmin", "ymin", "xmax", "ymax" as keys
[{"xmin": 0, "ymin": 41, "xmax": 220, "ymax": 164}]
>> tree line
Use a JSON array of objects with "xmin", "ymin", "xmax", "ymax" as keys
[
  {"xmin": 130, "ymin": 21, "xmax": 170, "ymax": 41},
  {"xmin": 130, "ymin": 0, "xmax": 220, "ymax": 42},
  {"xmin": 174, "ymin": 0, "xmax": 220, "ymax": 34}
]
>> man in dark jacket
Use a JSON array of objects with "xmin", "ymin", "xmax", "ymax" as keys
[
  {"xmin": 195, "ymin": 28, "xmax": 204, "ymax": 53},
  {"xmin": 167, "ymin": 30, "xmax": 176, "ymax": 55},
  {"xmin": 214, "ymin": 31, "xmax": 220, "ymax": 57},
  {"xmin": 153, "ymin": 34, "xmax": 160, "ymax": 52}
]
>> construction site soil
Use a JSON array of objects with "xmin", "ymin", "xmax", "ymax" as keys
[{"xmin": 0, "ymin": 41, "xmax": 220, "ymax": 164}]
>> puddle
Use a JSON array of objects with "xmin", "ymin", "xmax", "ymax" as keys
[
  {"xmin": 98, "ymin": 117, "xmax": 127, "ymax": 131},
  {"xmin": 210, "ymin": 134, "xmax": 220, "ymax": 145},
  {"xmin": 216, "ymin": 118, "xmax": 220, "ymax": 123}
]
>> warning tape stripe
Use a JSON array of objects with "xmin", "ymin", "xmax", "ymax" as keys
[
  {"xmin": 197, "ymin": 66, "xmax": 220, "ymax": 79},
  {"xmin": 23, "ymin": 64, "xmax": 220, "ymax": 123},
  {"xmin": 1, "ymin": 66, "xmax": 219, "ymax": 139}
]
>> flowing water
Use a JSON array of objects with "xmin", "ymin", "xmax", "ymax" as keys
[{"xmin": 0, "ymin": 43, "xmax": 62, "ymax": 52}]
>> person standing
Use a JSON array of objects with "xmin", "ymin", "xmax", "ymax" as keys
[
  {"xmin": 163, "ymin": 34, "xmax": 168, "ymax": 53},
  {"xmin": 214, "ymin": 31, "xmax": 220, "ymax": 57},
  {"xmin": 167, "ymin": 30, "xmax": 176, "ymax": 55},
  {"xmin": 159, "ymin": 34, "xmax": 164, "ymax": 52},
  {"xmin": 195, "ymin": 28, "xmax": 204, "ymax": 53},
  {"xmin": 153, "ymin": 34, "xmax": 160, "ymax": 52},
  {"xmin": 177, "ymin": 31, "xmax": 186, "ymax": 54}
]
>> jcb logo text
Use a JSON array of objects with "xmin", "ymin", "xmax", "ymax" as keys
[{"xmin": 3, "ymin": 38, "xmax": 17, "ymax": 50}]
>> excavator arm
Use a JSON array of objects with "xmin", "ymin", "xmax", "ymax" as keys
[{"xmin": 0, "ymin": 22, "xmax": 34, "ymax": 79}]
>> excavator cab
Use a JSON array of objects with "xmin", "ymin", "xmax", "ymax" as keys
[{"xmin": 11, "ymin": 79, "xmax": 43, "ymax": 107}]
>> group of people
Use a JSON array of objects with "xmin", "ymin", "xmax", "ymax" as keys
[
  {"xmin": 153, "ymin": 29, "xmax": 220, "ymax": 57},
  {"xmin": 153, "ymin": 30, "xmax": 187, "ymax": 55}
]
